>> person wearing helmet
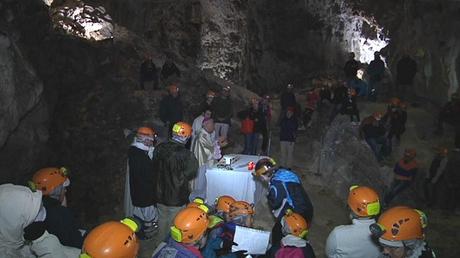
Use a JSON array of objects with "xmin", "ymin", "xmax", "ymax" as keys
[
  {"xmin": 384, "ymin": 149, "xmax": 418, "ymax": 206},
  {"xmin": 191, "ymin": 117, "xmax": 226, "ymax": 201},
  {"xmin": 370, "ymin": 206, "xmax": 436, "ymax": 258},
  {"xmin": 126, "ymin": 126, "xmax": 158, "ymax": 239},
  {"xmin": 159, "ymin": 83, "xmax": 184, "ymax": 138},
  {"xmin": 212, "ymin": 85, "xmax": 233, "ymax": 141},
  {"xmin": 203, "ymin": 201, "xmax": 254, "ymax": 258},
  {"xmin": 29, "ymin": 167, "xmax": 84, "ymax": 248},
  {"xmin": 152, "ymin": 207, "xmax": 209, "ymax": 258},
  {"xmin": 280, "ymin": 83, "xmax": 297, "ymax": 122},
  {"xmin": 253, "ymin": 158, "xmax": 314, "ymax": 244},
  {"xmin": 139, "ymin": 54, "xmax": 159, "ymax": 90},
  {"xmin": 152, "ymin": 121, "xmax": 199, "ymax": 243},
  {"xmin": 424, "ymin": 147, "xmax": 448, "ymax": 207},
  {"xmin": 382, "ymin": 98, "xmax": 407, "ymax": 153},
  {"xmin": 0, "ymin": 183, "xmax": 81, "ymax": 257},
  {"xmin": 325, "ymin": 186, "xmax": 381, "ymax": 258},
  {"xmin": 80, "ymin": 218, "xmax": 139, "ymax": 258},
  {"xmin": 435, "ymin": 92, "xmax": 460, "ymax": 150},
  {"xmin": 214, "ymin": 195, "xmax": 236, "ymax": 219},
  {"xmin": 359, "ymin": 112, "xmax": 389, "ymax": 163},
  {"xmin": 267, "ymin": 210, "xmax": 315, "ymax": 258}
]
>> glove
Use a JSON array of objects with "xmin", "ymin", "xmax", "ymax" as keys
[
  {"xmin": 24, "ymin": 222, "xmax": 46, "ymax": 241},
  {"xmin": 232, "ymin": 250, "xmax": 248, "ymax": 258}
]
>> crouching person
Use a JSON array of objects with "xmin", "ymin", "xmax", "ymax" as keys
[
  {"xmin": 266, "ymin": 210, "xmax": 315, "ymax": 258},
  {"xmin": 0, "ymin": 184, "xmax": 80, "ymax": 257},
  {"xmin": 370, "ymin": 206, "xmax": 436, "ymax": 258},
  {"xmin": 30, "ymin": 167, "xmax": 84, "ymax": 248},
  {"xmin": 152, "ymin": 206, "xmax": 209, "ymax": 258},
  {"xmin": 80, "ymin": 218, "xmax": 139, "ymax": 258}
]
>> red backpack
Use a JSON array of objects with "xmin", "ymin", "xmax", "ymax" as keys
[{"xmin": 275, "ymin": 246, "xmax": 306, "ymax": 258}]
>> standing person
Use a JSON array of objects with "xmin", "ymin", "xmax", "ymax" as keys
[
  {"xmin": 329, "ymin": 82, "xmax": 348, "ymax": 123},
  {"xmin": 191, "ymin": 108, "xmax": 213, "ymax": 149},
  {"xmin": 367, "ymin": 52, "xmax": 385, "ymax": 101},
  {"xmin": 341, "ymin": 88, "xmax": 360, "ymax": 124},
  {"xmin": 348, "ymin": 69, "xmax": 369, "ymax": 97},
  {"xmin": 382, "ymin": 98, "xmax": 407, "ymax": 153},
  {"xmin": 212, "ymin": 85, "xmax": 233, "ymax": 141},
  {"xmin": 259, "ymin": 95, "xmax": 272, "ymax": 155},
  {"xmin": 279, "ymin": 107, "xmax": 299, "ymax": 168},
  {"xmin": 344, "ymin": 52, "xmax": 360, "ymax": 82},
  {"xmin": 254, "ymin": 158, "xmax": 314, "ymax": 245},
  {"xmin": 438, "ymin": 148, "xmax": 460, "ymax": 212},
  {"xmin": 325, "ymin": 186, "xmax": 381, "ymax": 258},
  {"xmin": 30, "ymin": 167, "xmax": 84, "ymax": 248},
  {"xmin": 0, "ymin": 184, "xmax": 81, "ymax": 257},
  {"xmin": 80, "ymin": 218, "xmax": 139, "ymax": 258},
  {"xmin": 239, "ymin": 98, "xmax": 264, "ymax": 155},
  {"xmin": 424, "ymin": 148, "xmax": 448, "ymax": 207},
  {"xmin": 384, "ymin": 149, "xmax": 418, "ymax": 206},
  {"xmin": 280, "ymin": 83, "xmax": 297, "ymax": 120},
  {"xmin": 266, "ymin": 210, "xmax": 316, "ymax": 258},
  {"xmin": 152, "ymin": 207, "xmax": 209, "ymax": 258},
  {"xmin": 139, "ymin": 54, "xmax": 159, "ymax": 90},
  {"xmin": 126, "ymin": 127, "xmax": 158, "ymax": 239},
  {"xmin": 152, "ymin": 122, "xmax": 199, "ymax": 242},
  {"xmin": 435, "ymin": 92, "xmax": 460, "ymax": 150},
  {"xmin": 159, "ymin": 84, "xmax": 183, "ymax": 138},
  {"xmin": 359, "ymin": 112, "xmax": 388, "ymax": 162},
  {"xmin": 161, "ymin": 57, "xmax": 181, "ymax": 83},
  {"xmin": 198, "ymin": 90, "xmax": 216, "ymax": 116},
  {"xmin": 190, "ymin": 118, "xmax": 225, "ymax": 200},
  {"xmin": 370, "ymin": 206, "xmax": 436, "ymax": 258},
  {"xmin": 396, "ymin": 54, "xmax": 417, "ymax": 99}
]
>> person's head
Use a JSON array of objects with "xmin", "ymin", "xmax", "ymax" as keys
[
  {"xmin": 349, "ymin": 52, "xmax": 355, "ymax": 60},
  {"xmin": 281, "ymin": 210, "xmax": 309, "ymax": 239},
  {"xmin": 389, "ymin": 97, "xmax": 401, "ymax": 110},
  {"xmin": 356, "ymin": 69, "xmax": 365, "ymax": 80},
  {"xmin": 286, "ymin": 83, "xmax": 294, "ymax": 92},
  {"xmin": 226, "ymin": 201, "xmax": 255, "ymax": 227},
  {"xmin": 348, "ymin": 185, "xmax": 380, "ymax": 219},
  {"xmin": 374, "ymin": 51, "xmax": 381, "ymax": 60},
  {"xmin": 30, "ymin": 167, "xmax": 70, "ymax": 203},
  {"xmin": 206, "ymin": 90, "xmax": 216, "ymax": 102},
  {"xmin": 370, "ymin": 206, "xmax": 427, "ymax": 258},
  {"xmin": 286, "ymin": 106, "xmax": 295, "ymax": 118},
  {"xmin": 214, "ymin": 195, "xmax": 236, "ymax": 218},
  {"xmin": 170, "ymin": 207, "xmax": 209, "ymax": 247},
  {"xmin": 250, "ymin": 97, "xmax": 259, "ymax": 109},
  {"xmin": 80, "ymin": 218, "xmax": 140, "ymax": 258},
  {"xmin": 403, "ymin": 148, "xmax": 416, "ymax": 162},
  {"xmin": 202, "ymin": 118, "xmax": 215, "ymax": 133},
  {"xmin": 372, "ymin": 111, "xmax": 383, "ymax": 125},
  {"xmin": 169, "ymin": 84, "xmax": 179, "ymax": 97},
  {"xmin": 203, "ymin": 109, "xmax": 212, "ymax": 119},
  {"xmin": 262, "ymin": 94, "xmax": 270, "ymax": 104},
  {"xmin": 253, "ymin": 157, "xmax": 277, "ymax": 182},
  {"xmin": 145, "ymin": 54, "xmax": 152, "ymax": 61},
  {"xmin": 171, "ymin": 122, "xmax": 192, "ymax": 144},
  {"xmin": 136, "ymin": 126, "xmax": 157, "ymax": 147},
  {"xmin": 222, "ymin": 85, "xmax": 231, "ymax": 97}
]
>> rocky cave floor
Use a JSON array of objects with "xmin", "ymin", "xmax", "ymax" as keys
[{"xmin": 128, "ymin": 93, "xmax": 459, "ymax": 258}]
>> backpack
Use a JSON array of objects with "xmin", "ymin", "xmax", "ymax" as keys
[{"xmin": 275, "ymin": 246, "xmax": 306, "ymax": 258}]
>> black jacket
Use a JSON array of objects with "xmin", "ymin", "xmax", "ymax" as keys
[
  {"xmin": 140, "ymin": 60, "xmax": 158, "ymax": 81},
  {"xmin": 43, "ymin": 196, "xmax": 84, "ymax": 248},
  {"xmin": 280, "ymin": 92, "xmax": 297, "ymax": 111},
  {"xmin": 159, "ymin": 94, "xmax": 183, "ymax": 124},
  {"xmin": 152, "ymin": 141, "xmax": 198, "ymax": 206},
  {"xmin": 344, "ymin": 59, "xmax": 360, "ymax": 79},
  {"xmin": 396, "ymin": 56, "xmax": 417, "ymax": 84},
  {"xmin": 161, "ymin": 61, "xmax": 181, "ymax": 79},
  {"xmin": 128, "ymin": 146, "xmax": 155, "ymax": 207}
]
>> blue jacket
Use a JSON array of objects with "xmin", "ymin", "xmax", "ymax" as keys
[{"xmin": 268, "ymin": 169, "xmax": 314, "ymax": 221}]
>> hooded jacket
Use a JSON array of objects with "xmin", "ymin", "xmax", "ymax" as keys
[
  {"xmin": 152, "ymin": 141, "xmax": 199, "ymax": 206},
  {"xmin": 0, "ymin": 184, "xmax": 80, "ymax": 258}
]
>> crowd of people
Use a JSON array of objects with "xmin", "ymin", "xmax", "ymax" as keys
[{"xmin": 1, "ymin": 50, "xmax": 459, "ymax": 258}]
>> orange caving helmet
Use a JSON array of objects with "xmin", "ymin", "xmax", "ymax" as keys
[
  {"xmin": 172, "ymin": 122, "xmax": 192, "ymax": 138},
  {"xmin": 374, "ymin": 206, "xmax": 426, "ymax": 242},
  {"xmin": 348, "ymin": 185, "xmax": 380, "ymax": 217},
  {"xmin": 137, "ymin": 127, "xmax": 156, "ymax": 138},
  {"xmin": 372, "ymin": 111, "xmax": 383, "ymax": 121},
  {"xmin": 170, "ymin": 207, "xmax": 209, "ymax": 244},
  {"xmin": 80, "ymin": 218, "xmax": 140, "ymax": 258},
  {"xmin": 404, "ymin": 148, "xmax": 417, "ymax": 159},
  {"xmin": 215, "ymin": 195, "xmax": 236, "ymax": 213},
  {"xmin": 254, "ymin": 158, "xmax": 277, "ymax": 177},
  {"xmin": 206, "ymin": 90, "xmax": 216, "ymax": 98},
  {"xmin": 31, "ymin": 167, "xmax": 68, "ymax": 195},
  {"xmin": 168, "ymin": 84, "xmax": 179, "ymax": 94},
  {"xmin": 228, "ymin": 201, "xmax": 255, "ymax": 219},
  {"xmin": 283, "ymin": 210, "xmax": 309, "ymax": 239},
  {"xmin": 187, "ymin": 198, "xmax": 210, "ymax": 213},
  {"xmin": 389, "ymin": 97, "xmax": 401, "ymax": 107}
]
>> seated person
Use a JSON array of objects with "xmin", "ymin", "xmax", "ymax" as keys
[{"xmin": 30, "ymin": 167, "xmax": 84, "ymax": 248}]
